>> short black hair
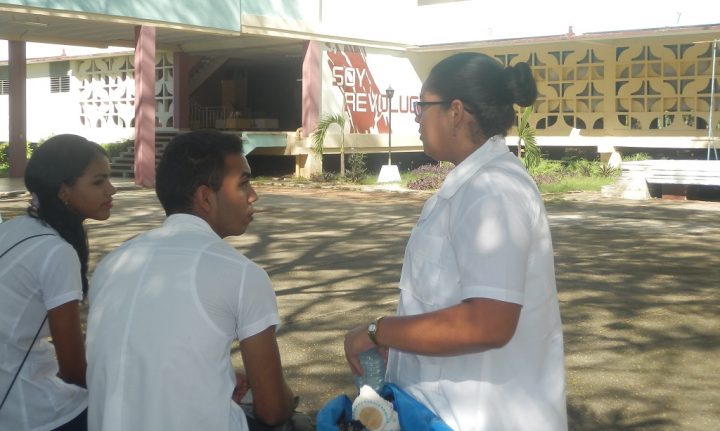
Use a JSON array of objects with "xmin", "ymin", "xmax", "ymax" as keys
[
  {"xmin": 156, "ymin": 130, "xmax": 244, "ymax": 216},
  {"xmin": 424, "ymin": 52, "xmax": 538, "ymax": 137}
]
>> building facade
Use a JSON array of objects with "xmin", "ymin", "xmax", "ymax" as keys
[{"xmin": 1, "ymin": 1, "xmax": 719, "ymax": 181}]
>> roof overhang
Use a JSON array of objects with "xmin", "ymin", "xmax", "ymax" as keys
[
  {"xmin": 410, "ymin": 23, "xmax": 720, "ymax": 52},
  {"xmin": 0, "ymin": 5, "xmax": 411, "ymax": 66}
]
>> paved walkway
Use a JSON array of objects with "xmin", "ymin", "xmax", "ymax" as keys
[{"xmin": 1, "ymin": 185, "xmax": 718, "ymax": 430}]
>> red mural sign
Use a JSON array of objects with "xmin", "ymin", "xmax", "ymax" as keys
[{"xmin": 326, "ymin": 47, "xmax": 390, "ymax": 134}]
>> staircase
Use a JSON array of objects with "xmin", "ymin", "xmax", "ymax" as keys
[
  {"xmin": 110, "ymin": 131, "xmax": 179, "ymax": 179},
  {"xmin": 189, "ymin": 56, "xmax": 227, "ymax": 95}
]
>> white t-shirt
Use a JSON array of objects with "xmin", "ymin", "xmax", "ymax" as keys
[
  {"xmin": 0, "ymin": 216, "xmax": 87, "ymax": 431},
  {"xmin": 386, "ymin": 136, "xmax": 568, "ymax": 431},
  {"xmin": 86, "ymin": 214, "xmax": 280, "ymax": 431}
]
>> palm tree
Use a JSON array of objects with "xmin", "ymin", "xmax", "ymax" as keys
[
  {"xmin": 517, "ymin": 106, "xmax": 541, "ymax": 171},
  {"xmin": 312, "ymin": 113, "xmax": 347, "ymax": 177}
]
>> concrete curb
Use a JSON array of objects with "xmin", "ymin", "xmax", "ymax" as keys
[
  {"xmin": 0, "ymin": 190, "xmax": 28, "ymax": 200},
  {"xmin": 253, "ymin": 180, "xmax": 434, "ymax": 196},
  {"xmin": 0, "ymin": 182, "xmax": 142, "ymax": 201}
]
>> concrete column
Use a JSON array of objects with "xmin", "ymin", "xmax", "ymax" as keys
[
  {"xmin": 601, "ymin": 44, "xmax": 617, "ymax": 134},
  {"xmin": 301, "ymin": 41, "xmax": 321, "ymax": 138},
  {"xmin": 295, "ymin": 154, "xmax": 307, "ymax": 177},
  {"xmin": 173, "ymin": 52, "xmax": 190, "ymax": 130},
  {"xmin": 295, "ymin": 152, "xmax": 322, "ymax": 178},
  {"xmin": 134, "ymin": 25, "xmax": 157, "ymax": 187},
  {"xmin": 8, "ymin": 41, "xmax": 27, "ymax": 178},
  {"xmin": 598, "ymin": 143, "xmax": 622, "ymax": 168}
]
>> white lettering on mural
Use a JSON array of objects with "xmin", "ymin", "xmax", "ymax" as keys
[
  {"xmin": 332, "ymin": 66, "xmax": 369, "ymax": 87},
  {"xmin": 333, "ymin": 65, "xmax": 418, "ymax": 114},
  {"xmin": 344, "ymin": 92, "xmax": 418, "ymax": 114}
]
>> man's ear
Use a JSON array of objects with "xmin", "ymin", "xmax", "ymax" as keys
[{"xmin": 192, "ymin": 185, "xmax": 215, "ymax": 217}]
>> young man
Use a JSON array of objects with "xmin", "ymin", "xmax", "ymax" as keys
[{"xmin": 86, "ymin": 130, "xmax": 296, "ymax": 431}]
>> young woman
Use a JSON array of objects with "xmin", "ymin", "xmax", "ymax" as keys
[
  {"xmin": 344, "ymin": 53, "xmax": 568, "ymax": 430},
  {"xmin": 0, "ymin": 134, "xmax": 115, "ymax": 431}
]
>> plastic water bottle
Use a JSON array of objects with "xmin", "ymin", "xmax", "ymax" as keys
[{"xmin": 354, "ymin": 347, "xmax": 386, "ymax": 393}]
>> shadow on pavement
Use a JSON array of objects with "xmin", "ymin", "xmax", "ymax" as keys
[{"xmin": 2, "ymin": 186, "xmax": 718, "ymax": 430}]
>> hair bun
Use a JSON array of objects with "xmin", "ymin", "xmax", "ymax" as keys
[{"xmin": 504, "ymin": 63, "xmax": 538, "ymax": 107}]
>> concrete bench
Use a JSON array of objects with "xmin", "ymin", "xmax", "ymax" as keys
[
  {"xmin": 637, "ymin": 160, "xmax": 720, "ymax": 186},
  {"xmin": 620, "ymin": 160, "xmax": 720, "ymax": 199}
]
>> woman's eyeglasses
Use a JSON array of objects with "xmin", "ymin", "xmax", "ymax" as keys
[
  {"xmin": 412, "ymin": 101, "xmax": 449, "ymax": 117},
  {"xmin": 412, "ymin": 100, "xmax": 473, "ymax": 118}
]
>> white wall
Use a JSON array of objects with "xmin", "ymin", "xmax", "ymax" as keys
[
  {"xmin": 0, "ymin": 62, "xmax": 134, "ymax": 144},
  {"xmin": 0, "ymin": 42, "xmax": 132, "ymax": 63}
]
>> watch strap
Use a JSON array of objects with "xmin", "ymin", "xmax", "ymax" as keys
[{"xmin": 368, "ymin": 316, "xmax": 383, "ymax": 346}]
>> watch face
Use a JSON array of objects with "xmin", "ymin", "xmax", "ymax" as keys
[{"xmin": 368, "ymin": 322, "xmax": 377, "ymax": 333}]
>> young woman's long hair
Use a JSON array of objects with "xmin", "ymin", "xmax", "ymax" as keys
[{"xmin": 24, "ymin": 134, "xmax": 108, "ymax": 296}]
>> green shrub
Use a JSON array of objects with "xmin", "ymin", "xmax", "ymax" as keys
[
  {"xmin": 346, "ymin": 152, "xmax": 368, "ymax": 184},
  {"xmin": 624, "ymin": 152, "xmax": 652, "ymax": 162},
  {"xmin": 0, "ymin": 142, "xmax": 34, "ymax": 167},
  {"xmin": 406, "ymin": 162, "xmax": 455, "ymax": 190},
  {"xmin": 529, "ymin": 159, "xmax": 564, "ymax": 178},
  {"xmin": 597, "ymin": 164, "xmax": 620, "ymax": 178},
  {"xmin": 27, "ymin": 142, "xmax": 37, "ymax": 159},
  {"xmin": 565, "ymin": 158, "xmax": 596, "ymax": 176},
  {"xmin": 310, "ymin": 171, "xmax": 338, "ymax": 182},
  {"xmin": 0, "ymin": 143, "xmax": 8, "ymax": 166}
]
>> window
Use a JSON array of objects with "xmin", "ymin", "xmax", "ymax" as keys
[
  {"xmin": 0, "ymin": 80, "xmax": 8, "ymax": 95},
  {"xmin": 50, "ymin": 75, "xmax": 70, "ymax": 93}
]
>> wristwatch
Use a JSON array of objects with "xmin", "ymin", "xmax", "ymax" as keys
[{"xmin": 368, "ymin": 317, "xmax": 383, "ymax": 346}]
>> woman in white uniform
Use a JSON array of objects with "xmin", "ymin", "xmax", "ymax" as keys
[
  {"xmin": 344, "ymin": 53, "xmax": 568, "ymax": 431},
  {"xmin": 0, "ymin": 135, "xmax": 115, "ymax": 431}
]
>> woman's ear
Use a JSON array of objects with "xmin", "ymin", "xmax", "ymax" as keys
[
  {"xmin": 450, "ymin": 99, "xmax": 467, "ymax": 127},
  {"xmin": 57, "ymin": 184, "xmax": 70, "ymax": 205}
]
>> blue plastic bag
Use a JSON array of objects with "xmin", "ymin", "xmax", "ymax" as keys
[
  {"xmin": 316, "ymin": 394, "xmax": 353, "ymax": 430},
  {"xmin": 316, "ymin": 383, "xmax": 452, "ymax": 431}
]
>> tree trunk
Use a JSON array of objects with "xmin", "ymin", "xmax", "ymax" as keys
[
  {"xmin": 340, "ymin": 135, "xmax": 345, "ymax": 177},
  {"xmin": 517, "ymin": 137, "xmax": 522, "ymax": 158}
]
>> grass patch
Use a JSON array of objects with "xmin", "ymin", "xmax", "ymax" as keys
[
  {"xmin": 538, "ymin": 176, "xmax": 615, "ymax": 194},
  {"xmin": 0, "ymin": 167, "xmax": 7, "ymax": 177},
  {"xmin": 400, "ymin": 170, "xmax": 419, "ymax": 185},
  {"xmin": 248, "ymin": 159, "xmax": 618, "ymax": 194},
  {"xmin": 356, "ymin": 175, "xmax": 377, "ymax": 185},
  {"xmin": 251, "ymin": 171, "xmax": 616, "ymax": 194}
]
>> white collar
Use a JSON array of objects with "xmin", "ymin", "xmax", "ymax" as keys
[
  {"xmin": 163, "ymin": 213, "xmax": 219, "ymax": 238},
  {"xmin": 437, "ymin": 135, "xmax": 509, "ymax": 199}
]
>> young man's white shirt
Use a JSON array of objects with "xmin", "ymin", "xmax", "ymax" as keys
[{"xmin": 87, "ymin": 214, "xmax": 280, "ymax": 431}]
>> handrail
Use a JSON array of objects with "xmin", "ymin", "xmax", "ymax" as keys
[{"xmin": 189, "ymin": 104, "xmax": 225, "ymax": 129}]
